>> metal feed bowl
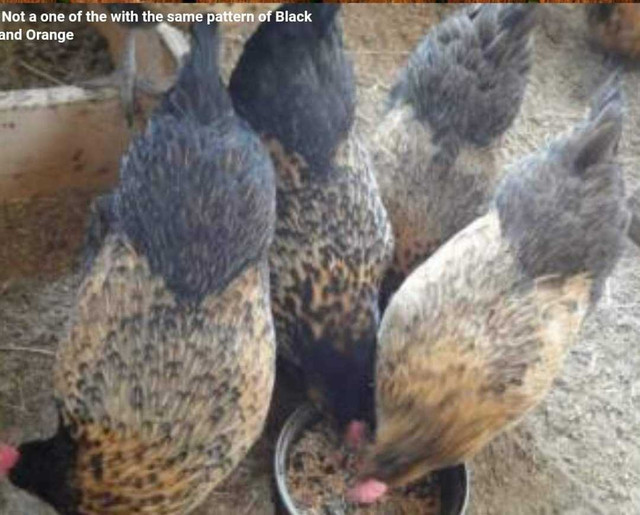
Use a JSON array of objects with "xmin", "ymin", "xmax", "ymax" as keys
[{"xmin": 275, "ymin": 404, "xmax": 470, "ymax": 515}]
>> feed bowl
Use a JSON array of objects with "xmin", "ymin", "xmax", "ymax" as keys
[{"xmin": 275, "ymin": 404, "xmax": 470, "ymax": 515}]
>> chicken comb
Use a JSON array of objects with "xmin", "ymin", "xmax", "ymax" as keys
[{"xmin": 0, "ymin": 444, "xmax": 19, "ymax": 475}]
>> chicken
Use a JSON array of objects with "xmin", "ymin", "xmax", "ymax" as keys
[
  {"xmin": 587, "ymin": 4, "xmax": 640, "ymax": 60},
  {"xmin": 375, "ymin": 4, "xmax": 536, "ymax": 309},
  {"xmin": 348, "ymin": 78, "xmax": 629, "ymax": 504},
  {"xmin": 0, "ymin": 21, "xmax": 276, "ymax": 515},
  {"xmin": 229, "ymin": 4, "xmax": 394, "ymax": 446}
]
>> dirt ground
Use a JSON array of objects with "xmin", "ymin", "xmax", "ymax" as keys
[
  {"xmin": 0, "ymin": 4, "xmax": 638, "ymax": 515},
  {"xmin": 0, "ymin": 5, "xmax": 112, "ymax": 90},
  {"xmin": 470, "ymin": 5, "xmax": 640, "ymax": 515}
]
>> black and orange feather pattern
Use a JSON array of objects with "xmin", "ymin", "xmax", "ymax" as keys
[
  {"xmin": 230, "ymin": 4, "xmax": 394, "ymax": 430},
  {"xmin": 361, "ymin": 78, "xmax": 628, "ymax": 491},
  {"xmin": 7, "ymin": 22, "xmax": 277, "ymax": 515}
]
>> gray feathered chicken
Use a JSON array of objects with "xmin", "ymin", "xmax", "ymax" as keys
[
  {"xmin": 375, "ymin": 4, "xmax": 537, "ymax": 308},
  {"xmin": 349, "ymin": 78, "xmax": 629, "ymax": 504},
  {"xmin": 0, "ymin": 22, "xmax": 276, "ymax": 515}
]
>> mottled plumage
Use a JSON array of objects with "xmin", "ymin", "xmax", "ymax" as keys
[
  {"xmin": 350, "ymin": 79, "xmax": 628, "ymax": 501},
  {"xmin": 230, "ymin": 5, "xmax": 394, "ymax": 433},
  {"xmin": 587, "ymin": 4, "xmax": 640, "ymax": 59},
  {"xmin": 375, "ymin": 4, "xmax": 536, "ymax": 308},
  {"xmin": 4, "ymin": 22, "xmax": 276, "ymax": 515}
]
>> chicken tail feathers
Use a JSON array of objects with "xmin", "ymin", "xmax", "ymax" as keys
[
  {"xmin": 391, "ymin": 4, "xmax": 536, "ymax": 146},
  {"xmin": 158, "ymin": 21, "xmax": 233, "ymax": 125},
  {"xmin": 496, "ymin": 74, "xmax": 629, "ymax": 301},
  {"xmin": 229, "ymin": 5, "xmax": 354, "ymax": 173}
]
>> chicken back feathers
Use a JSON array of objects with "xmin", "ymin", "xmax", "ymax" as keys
[
  {"xmin": 115, "ymin": 22, "xmax": 274, "ymax": 303},
  {"xmin": 230, "ymin": 5, "xmax": 394, "ymax": 430},
  {"xmin": 8, "ymin": 22, "xmax": 276, "ymax": 515},
  {"xmin": 367, "ymin": 78, "xmax": 628, "ymax": 490},
  {"xmin": 376, "ymin": 4, "xmax": 536, "ymax": 307},
  {"xmin": 496, "ymin": 78, "xmax": 627, "ymax": 301},
  {"xmin": 390, "ymin": 3, "xmax": 535, "ymax": 146},
  {"xmin": 230, "ymin": 4, "xmax": 354, "ymax": 176}
]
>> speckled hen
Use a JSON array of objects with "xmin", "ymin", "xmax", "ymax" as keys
[
  {"xmin": 229, "ymin": 5, "xmax": 394, "ymax": 445},
  {"xmin": 0, "ymin": 22, "xmax": 276, "ymax": 515},
  {"xmin": 375, "ymin": 4, "xmax": 536, "ymax": 309},
  {"xmin": 349, "ymin": 78, "xmax": 629, "ymax": 503}
]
